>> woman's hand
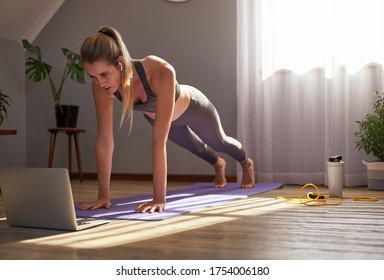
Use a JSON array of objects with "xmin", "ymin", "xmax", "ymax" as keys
[
  {"xmin": 78, "ymin": 197, "xmax": 111, "ymax": 210},
  {"xmin": 135, "ymin": 200, "xmax": 165, "ymax": 213}
]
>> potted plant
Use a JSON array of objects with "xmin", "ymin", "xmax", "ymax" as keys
[
  {"xmin": 0, "ymin": 89, "xmax": 11, "ymax": 126},
  {"xmin": 354, "ymin": 90, "xmax": 384, "ymax": 190},
  {"xmin": 22, "ymin": 39, "xmax": 85, "ymax": 127}
]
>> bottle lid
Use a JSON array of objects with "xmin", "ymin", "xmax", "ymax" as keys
[{"xmin": 329, "ymin": 155, "xmax": 343, "ymax": 162}]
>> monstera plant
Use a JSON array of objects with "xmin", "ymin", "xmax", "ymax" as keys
[{"xmin": 22, "ymin": 39, "xmax": 85, "ymax": 127}]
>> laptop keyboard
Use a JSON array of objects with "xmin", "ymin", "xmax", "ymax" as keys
[
  {"xmin": 77, "ymin": 221, "xmax": 90, "ymax": 226},
  {"xmin": 76, "ymin": 218, "xmax": 93, "ymax": 226}
]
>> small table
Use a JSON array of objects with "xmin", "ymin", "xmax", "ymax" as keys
[{"xmin": 48, "ymin": 127, "xmax": 86, "ymax": 182}]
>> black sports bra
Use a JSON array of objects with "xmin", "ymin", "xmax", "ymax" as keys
[{"xmin": 113, "ymin": 60, "xmax": 180, "ymax": 112}]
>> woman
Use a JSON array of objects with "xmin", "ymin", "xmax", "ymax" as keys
[{"xmin": 79, "ymin": 26, "xmax": 255, "ymax": 213}]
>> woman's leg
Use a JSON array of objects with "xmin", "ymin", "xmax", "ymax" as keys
[
  {"xmin": 179, "ymin": 87, "xmax": 254, "ymax": 187},
  {"xmin": 144, "ymin": 85, "xmax": 255, "ymax": 187},
  {"xmin": 167, "ymin": 125, "xmax": 228, "ymax": 188},
  {"xmin": 144, "ymin": 114, "xmax": 227, "ymax": 187}
]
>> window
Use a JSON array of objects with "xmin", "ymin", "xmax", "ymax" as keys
[{"xmin": 260, "ymin": 0, "xmax": 384, "ymax": 79}]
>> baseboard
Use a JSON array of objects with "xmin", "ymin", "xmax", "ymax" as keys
[{"xmin": 71, "ymin": 172, "xmax": 237, "ymax": 182}]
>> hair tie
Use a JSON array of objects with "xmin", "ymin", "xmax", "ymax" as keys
[{"xmin": 98, "ymin": 29, "xmax": 114, "ymax": 39}]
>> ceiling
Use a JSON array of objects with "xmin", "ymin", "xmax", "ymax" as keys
[{"xmin": 0, "ymin": 0, "xmax": 65, "ymax": 43}]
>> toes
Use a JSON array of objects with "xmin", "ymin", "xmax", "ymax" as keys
[{"xmin": 241, "ymin": 182, "xmax": 255, "ymax": 188}]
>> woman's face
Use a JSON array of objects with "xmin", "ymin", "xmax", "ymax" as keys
[{"xmin": 84, "ymin": 60, "xmax": 121, "ymax": 94}]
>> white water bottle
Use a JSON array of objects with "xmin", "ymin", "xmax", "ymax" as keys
[{"xmin": 327, "ymin": 155, "xmax": 344, "ymax": 197}]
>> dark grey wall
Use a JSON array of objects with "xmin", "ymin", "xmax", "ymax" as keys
[
  {"xmin": 0, "ymin": 39, "xmax": 26, "ymax": 167},
  {"xmin": 25, "ymin": 0, "xmax": 237, "ymax": 176}
]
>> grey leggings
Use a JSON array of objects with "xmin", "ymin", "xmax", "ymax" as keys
[{"xmin": 144, "ymin": 85, "xmax": 247, "ymax": 165}]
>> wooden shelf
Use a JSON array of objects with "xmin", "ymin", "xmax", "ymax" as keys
[{"xmin": 0, "ymin": 129, "xmax": 17, "ymax": 135}]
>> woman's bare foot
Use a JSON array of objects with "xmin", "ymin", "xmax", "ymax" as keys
[
  {"xmin": 241, "ymin": 158, "xmax": 255, "ymax": 188},
  {"xmin": 213, "ymin": 157, "xmax": 227, "ymax": 188}
]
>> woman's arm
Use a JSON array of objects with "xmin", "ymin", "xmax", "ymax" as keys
[
  {"xmin": 79, "ymin": 82, "xmax": 115, "ymax": 210},
  {"xmin": 136, "ymin": 58, "xmax": 176, "ymax": 213}
]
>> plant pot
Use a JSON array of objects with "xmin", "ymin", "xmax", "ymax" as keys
[
  {"xmin": 362, "ymin": 160, "xmax": 384, "ymax": 190},
  {"xmin": 55, "ymin": 104, "xmax": 79, "ymax": 128}
]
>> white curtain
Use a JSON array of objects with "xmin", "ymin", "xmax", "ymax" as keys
[{"xmin": 237, "ymin": 0, "xmax": 384, "ymax": 186}]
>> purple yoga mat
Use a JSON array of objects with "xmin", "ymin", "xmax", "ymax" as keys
[{"xmin": 75, "ymin": 182, "xmax": 283, "ymax": 221}]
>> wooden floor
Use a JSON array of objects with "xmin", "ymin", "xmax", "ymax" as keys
[{"xmin": 0, "ymin": 179, "xmax": 383, "ymax": 260}]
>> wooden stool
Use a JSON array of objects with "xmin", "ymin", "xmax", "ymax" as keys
[{"xmin": 48, "ymin": 127, "xmax": 86, "ymax": 182}]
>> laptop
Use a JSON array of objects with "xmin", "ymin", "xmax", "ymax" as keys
[{"xmin": 0, "ymin": 167, "xmax": 110, "ymax": 231}]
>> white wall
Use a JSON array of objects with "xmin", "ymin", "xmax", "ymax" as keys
[{"xmin": 24, "ymin": 0, "xmax": 238, "ymax": 177}]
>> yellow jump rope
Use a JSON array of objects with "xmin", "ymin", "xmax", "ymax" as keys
[{"xmin": 276, "ymin": 183, "xmax": 384, "ymax": 206}]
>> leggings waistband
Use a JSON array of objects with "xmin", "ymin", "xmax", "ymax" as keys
[{"xmin": 171, "ymin": 85, "xmax": 199, "ymax": 126}]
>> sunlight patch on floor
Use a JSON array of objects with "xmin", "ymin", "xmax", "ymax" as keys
[{"xmin": 19, "ymin": 197, "xmax": 296, "ymax": 249}]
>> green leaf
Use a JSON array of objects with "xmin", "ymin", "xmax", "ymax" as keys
[
  {"xmin": 25, "ymin": 58, "xmax": 51, "ymax": 82},
  {"xmin": 22, "ymin": 39, "xmax": 43, "ymax": 61},
  {"xmin": 62, "ymin": 48, "xmax": 85, "ymax": 84}
]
